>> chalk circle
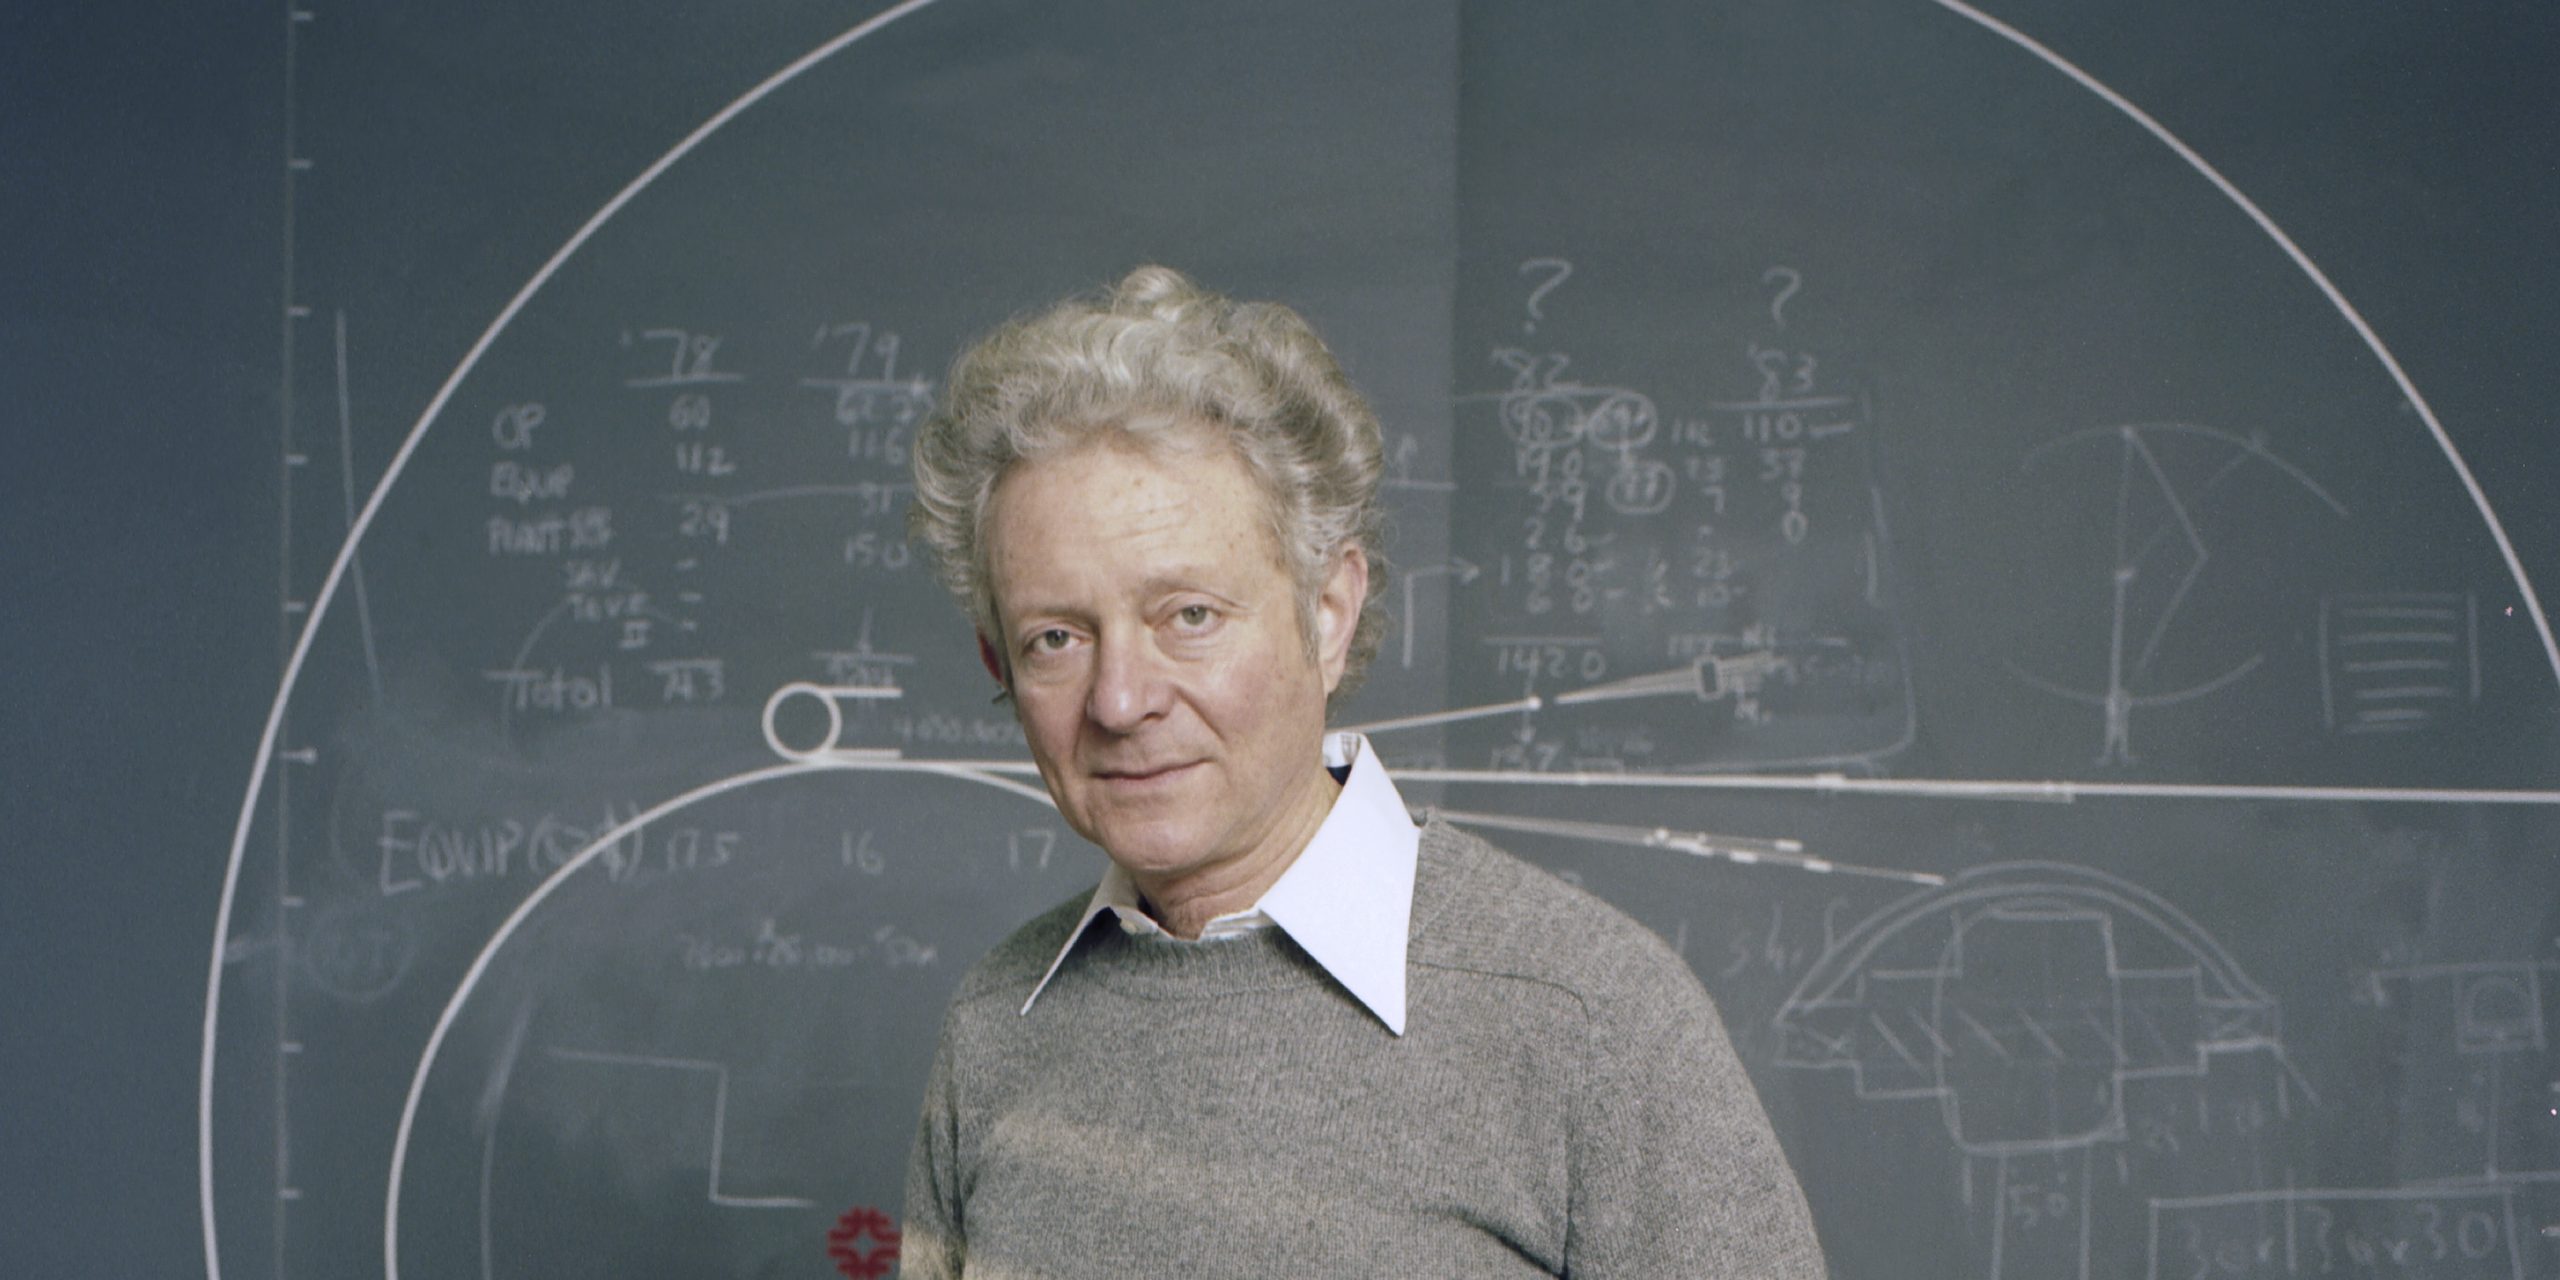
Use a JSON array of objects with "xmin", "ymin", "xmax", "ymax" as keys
[
  {"xmin": 300, "ymin": 895, "xmax": 417, "ymax": 1006},
  {"xmin": 1582, "ymin": 391, "xmax": 1658, "ymax": 452},
  {"xmin": 763, "ymin": 682, "xmax": 848, "ymax": 760},
  {"xmin": 2457, "ymin": 971, "xmax": 2539, "ymax": 1052}
]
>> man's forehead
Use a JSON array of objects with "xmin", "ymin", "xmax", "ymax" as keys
[{"xmin": 984, "ymin": 440, "xmax": 1286, "ymax": 613}]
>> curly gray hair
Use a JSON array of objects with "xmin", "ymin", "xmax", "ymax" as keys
[{"xmin": 908, "ymin": 265, "xmax": 1390, "ymax": 705}]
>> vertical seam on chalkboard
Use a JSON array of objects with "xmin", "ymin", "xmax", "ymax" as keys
[{"xmin": 2317, "ymin": 602, "xmax": 2335, "ymax": 729}]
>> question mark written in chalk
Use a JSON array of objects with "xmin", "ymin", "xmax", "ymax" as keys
[
  {"xmin": 1520, "ymin": 258, "xmax": 1572, "ymax": 334},
  {"xmin": 1762, "ymin": 265, "xmax": 1802, "ymax": 330}
]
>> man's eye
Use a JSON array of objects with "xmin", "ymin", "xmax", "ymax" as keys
[
  {"xmin": 1030, "ymin": 628, "xmax": 1074, "ymax": 653},
  {"xmin": 1174, "ymin": 605, "xmax": 1214, "ymax": 628}
]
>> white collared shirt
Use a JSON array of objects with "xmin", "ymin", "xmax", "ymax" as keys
[{"xmin": 1019, "ymin": 732, "xmax": 1421, "ymax": 1035}]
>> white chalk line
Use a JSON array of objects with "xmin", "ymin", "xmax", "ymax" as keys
[
  {"xmin": 775, "ymin": 749, "xmax": 2560, "ymax": 807},
  {"xmin": 200, "ymin": 4, "xmax": 952, "ymax": 1277},
  {"xmin": 540, "ymin": 1049, "xmax": 814, "ymax": 1209},
  {"xmin": 1342, "ymin": 696, "xmax": 1541, "ymax": 736},
  {"xmin": 1399, "ymin": 767, "xmax": 2560, "ymax": 807},
  {"xmin": 1434, "ymin": 807, "xmax": 1943, "ymax": 886}
]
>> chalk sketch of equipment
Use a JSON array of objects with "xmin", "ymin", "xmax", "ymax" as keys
[
  {"xmin": 2003, "ymin": 423, "xmax": 2348, "ymax": 765},
  {"xmin": 1550, "ymin": 631, "xmax": 1878, "ymax": 732},
  {"xmin": 1773, "ymin": 861, "xmax": 2304, "ymax": 1156}
]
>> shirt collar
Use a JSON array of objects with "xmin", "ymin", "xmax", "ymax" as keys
[{"xmin": 1019, "ymin": 731, "xmax": 1420, "ymax": 1034}]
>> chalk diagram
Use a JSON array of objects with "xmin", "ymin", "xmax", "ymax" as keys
[
  {"xmin": 199, "ymin": 2, "xmax": 2560, "ymax": 1280},
  {"xmin": 2143, "ymin": 958, "xmax": 2559, "ymax": 1280},
  {"xmin": 2354, "ymin": 960, "xmax": 2560, "ymax": 1184},
  {"xmin": 2000, "ymin": 423, "xmax": 2349, "ymax": 766},
  {"xmin": 2318, "ymin": 592, "xmax": 2485, "ymax": 737},
  {"xmin": 1773, "ymin": 862, "xmax": 2307, "ymax": 1278},
  {"xmin": 1775, "ymin": 862, "xmax": 2297, "ymax": 1154}
]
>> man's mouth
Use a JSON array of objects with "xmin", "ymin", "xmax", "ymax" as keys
[{"xmin": 1092, "ymin": 761, "xmax": 1200, "ymax": 784}]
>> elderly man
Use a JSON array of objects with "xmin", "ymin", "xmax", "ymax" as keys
[{"xmin": 898, "ymin": 267, "xmax": 1823, "ymax": 1277}]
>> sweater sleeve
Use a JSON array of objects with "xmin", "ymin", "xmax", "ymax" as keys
[
  {"xmin": 1563, "ymin": 952, "xmax": 1827, "ymax": 1278},
  {"xmin": 896, "ymin": 1007, "xmax": 966, "ymax": 1280}
]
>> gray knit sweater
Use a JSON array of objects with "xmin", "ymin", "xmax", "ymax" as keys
[{"xmin": 898, "ymin": 817, "xmax": 1825, "ymax": 1277}]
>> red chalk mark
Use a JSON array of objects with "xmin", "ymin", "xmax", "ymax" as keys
[{"xmin": 828, "ymin": 1204, "xmax": 901, "ymax": 1280}]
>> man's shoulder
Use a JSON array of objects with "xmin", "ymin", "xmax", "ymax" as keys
[
  {"xmin": 1409, "ymin": 816, "xmax": 1707, "ymax": 1015},
  {"xmin": 944, "ymin": 888, "xmax": 1092, "ymax": 1011}
]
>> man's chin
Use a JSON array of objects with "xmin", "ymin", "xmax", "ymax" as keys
[
  {"xmin": 1098, "ymin": 837, "xmax": 1205, "ymax": 880},
  {"xmin": 1089, "ymin": 820, "xmax": 1217, "ymax": 885}
]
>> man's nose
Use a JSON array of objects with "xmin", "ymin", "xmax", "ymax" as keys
[{"xmin": 1086, "ymin": 630, "xmax": 1173, "ymax": 732}]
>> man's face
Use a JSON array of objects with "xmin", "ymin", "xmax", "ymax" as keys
[{"xmin": 982, "ymin": 429, "xmax": 1362, "ymax": 893}]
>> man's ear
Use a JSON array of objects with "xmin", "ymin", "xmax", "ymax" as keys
[
  {"xmin": 1313, "ymin": 545, "xmax": 1368, "ymax": 695},
  {"xmin": 977, "ymin": 632, "xmax": 1009, "ymax": 690}
]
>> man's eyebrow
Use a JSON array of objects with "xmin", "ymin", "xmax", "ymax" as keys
[{"xmin": 1138, "ymin": 570, "xmax": 1251, "ymax": 604}]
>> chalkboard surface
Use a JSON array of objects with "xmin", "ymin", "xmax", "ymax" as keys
[{"xmin": 9, "ymin": 2, "xmax": 2559, "ymax": 1278}]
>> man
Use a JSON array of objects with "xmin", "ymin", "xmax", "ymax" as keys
[{"xmin": 899, "ymin": 266, "xmax": 1824, "ymax": 1276}]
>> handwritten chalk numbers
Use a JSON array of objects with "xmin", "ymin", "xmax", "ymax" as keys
[
  {"xmin": 668, "ymin": 392, "xmax": 712, "ymax": 431},
  {"xmin": 2181, "ymin": 1200, "xmax": 2508, "ymax": 1277},
  {"xmin": 1746, "ymin": 342, "xmax": 1819, "ymax": 403},
  {"xmin": 678, "ymin": 500, "xmax": 730, "ymax": 545},
  {"xmin": 672, "ymin": 441, "xmax": 737, "ymax": 477},
  {"xmin": 1741, "ymin": 341, "xmax": 1826, "ymax": 546},
  {"xmin": 646, "ymin": 658, "xmax": 725, "ymax": 702},
  {"xmin": 1006, "ymin": 828, "xmax": 1056, "ymax": 873},
  {"xmin": 820, "ymin": 321, "xmax": 902, "ymax": 383},
  {"xmin": 1693, "ymin": 531, "xmax": 1739, "ymax": 608},
  {"xmin": 842, "ymin": 531, "xmax": 910, "ymax": 574},
  {"xmin": 1685, "ymin": 453, "xmax": 1727, "ymax": 513},
  {"xmin": 1527, "ymin": 440, "xmax": 1590, "ymax": 523},
  {"xmin": 629, "ymin": 327, "xmax": 732, "ymax": 386},
  {"xmin": 846, "ymin": 426, "xmax": 909, "ymax": 467},
  {"xmin": 1739, "ymin": 410, "xmax": 1804, "ymax": 445},
  {"xmin": 586, "ymin": 825, "xmax": 741, "ymax": 885},
  {"xmin": 1604, "ymin": 456, "xmax": 1676, "ymax": 517},
  {"xmin": 1493, "ymin": 641, "xmax": 1608, "ymax": 683},
  {"xmin": 812, "ymin": 321, "xmax": 930, "ymax": 462},
  {"xmin": 619, "ymin": 327, "xmax": 743, "ymax": 661},
  {"xmin": 841, "ymin": 830, "xmax": 887, "ymax": 876},
  {"xmin": 2002, "ymin": 1180, "xmax": 2072, "ymax": 1234},
  {"xmin": 620, "ymin": 328, "xmax": 743, "ymax": 478}
]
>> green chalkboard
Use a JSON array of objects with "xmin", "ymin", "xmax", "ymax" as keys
[{"xmin": 8, "ymin": 2, "xmax": 2558, "ymax": 1277}]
